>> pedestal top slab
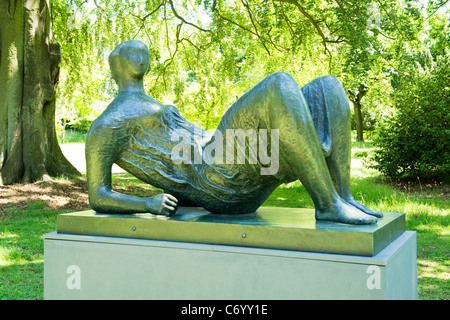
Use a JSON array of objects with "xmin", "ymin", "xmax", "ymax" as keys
[{"xmin": 57, "ymin": 206, "xmax": 405, "ymax": 256}]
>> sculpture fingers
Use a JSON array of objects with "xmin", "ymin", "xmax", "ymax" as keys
[
  {"xmin": 165, "ymin": 198, "xmax": 178, "ymax": 208},
  {"xmin": 165, "ymin": 194, "xmax": 178, "ymax": 203},
  {"xmin": 161, "ymin": 203, "xmax": 177, "ymax": 217}
]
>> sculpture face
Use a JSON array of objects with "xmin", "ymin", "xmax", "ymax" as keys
[{"xmin": 109, "ymin": 40, "xmax": 150, "ymax": 83}]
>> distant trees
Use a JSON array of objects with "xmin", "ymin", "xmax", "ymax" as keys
[{"xmin": 51, "ymin": 0, "xmax": 428, "ymax": 128}]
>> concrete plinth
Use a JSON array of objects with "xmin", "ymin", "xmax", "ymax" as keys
[{"xmin": 43, "ymin": 230, "xmax": 417, "ymax": 300}]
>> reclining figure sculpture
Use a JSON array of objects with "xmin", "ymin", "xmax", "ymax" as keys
[{"xmin": 86, "ymin": 40, "xmax": 383, "ymax": 225}]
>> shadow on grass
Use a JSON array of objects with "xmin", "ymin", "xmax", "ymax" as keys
[{"xmin": 0, "ymin": 178, "xmax": 90, "ymax": 214}]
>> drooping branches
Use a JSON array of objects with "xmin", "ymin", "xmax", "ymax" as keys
[
  {"xmin": 274, "ymin": 0, "xmax": 347, "ymax": 73},
  {"xmin": 168, "ymin": 0, "xmax": 210, "ymax": 33},
  {"xmin": 131, "ymin": 1, "xmax": 165, "ymax": 38},
  {"xmin": 52, "ymin": 0, "xmax": 432, "ymax": 139},
  {"xmin": 130, "ymin": 0, "xmax": 291, "ymax": 59}
]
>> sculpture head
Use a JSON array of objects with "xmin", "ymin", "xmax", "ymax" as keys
[{"xmin": 109, "ymin": 40, "xmax": 150, "ymax": 84}]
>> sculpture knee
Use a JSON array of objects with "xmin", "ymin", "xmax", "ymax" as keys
[
  {"xmin": 265, "ymin": 72, "xmax": 298, "ymax": 94},
  {"xmin": 264, "ymin": 72, "xmax": 308, "ymax": 116},
  {"xmin": 302, "ymin": 75, "xmax": 350, "ymax": 124},
  {"xmin": 321, "ymin": 75, "xmax": 350, "ymax": 121}
]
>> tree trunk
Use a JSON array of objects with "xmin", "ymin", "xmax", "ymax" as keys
[
  {"xmin": 353, "ymin": 100, "xmax": 364, "ymax": 142},
  {"xmin": 348, "ymin": 84, "xmax": 367, "ymax": 142},
  {"xmin": 0, "ymin": 0, "xmax": 80, "ymax": 185}
]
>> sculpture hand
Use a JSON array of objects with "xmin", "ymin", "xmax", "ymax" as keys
[{"xmin": 148, "ymin": 193, "xmax": 178, "ymax": 217}]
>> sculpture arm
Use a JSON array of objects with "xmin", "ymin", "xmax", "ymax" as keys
[{"xmin": 85, "ymin": 124, "xmax": 178, "ymax": 216}]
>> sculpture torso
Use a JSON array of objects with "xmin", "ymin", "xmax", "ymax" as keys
[{"xmin": 90, "ymin": 91, "xmax": 281, "ymax": 214}]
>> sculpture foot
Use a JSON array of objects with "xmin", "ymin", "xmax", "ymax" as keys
[
  {"xmin": 344, "ymin": 196, "xmax": 383, "ymax": 218},
  {"xmin": 316, "ymin": 199, "xmax": 378, "ymax": 225}
]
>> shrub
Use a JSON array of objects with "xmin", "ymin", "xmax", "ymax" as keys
[
  {"xmin": 368, "ymin": 57, "xmax": 450, "ymax": 181},
  {"xmin": 72, "ymin": 115, "xmax": 97, "ymax": 132}
]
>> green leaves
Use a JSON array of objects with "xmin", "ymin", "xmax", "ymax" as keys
[
  {"xmin": 51, "ymin": 0, "xmax": 449, "ymax": 182},
  {"xmin": 369, "ymin": 52, "xmax": 450, "ymax": 180}
]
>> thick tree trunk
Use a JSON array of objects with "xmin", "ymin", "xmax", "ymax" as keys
[{"xmin": 0, "ymin": 0, "xmax": 80, "ymax": 185}]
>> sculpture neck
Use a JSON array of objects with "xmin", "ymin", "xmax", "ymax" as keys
[{"xmin": 118, "ymin": 77, "xmax": 146, "ymax": 94}]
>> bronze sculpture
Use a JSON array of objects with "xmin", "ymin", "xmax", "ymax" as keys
[{"xmin": 86, "ymin": 40, "xmax": 383, "ymax": 225}]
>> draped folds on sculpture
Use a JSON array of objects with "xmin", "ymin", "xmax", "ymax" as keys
[{"xmin": 115, "ymin": 104, "xmax": 280, "ymax": 214}]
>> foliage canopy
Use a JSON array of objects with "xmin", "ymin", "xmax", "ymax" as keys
[{"xmin": 50, "ymin": 0, "xmax": 449, "ymax": 179}]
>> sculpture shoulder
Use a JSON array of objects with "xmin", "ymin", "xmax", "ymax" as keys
[
  {"xmin": 86, "ymin": 93, "xmax": 168, "ymax": 148},
  {"xmin": 102, "ymin": 92, "xmax": 164, "ymax": 121}
]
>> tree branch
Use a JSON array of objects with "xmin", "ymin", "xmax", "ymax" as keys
[
  {"xmin": 276, "ymin": 0, "xmax": 329, "ymax": 50},
  {"xmin": 212, "ymin": 0, "xmax": 288, "ymax": 54},
  {"xmin": 426, "ymin": 0, "xmax": 450, "ymax": 20},
  {"xmin": 168, "ymin": 0, "xmax": 210, "ymax": 33},
  {"xmin": 240, "ymin": 0, "xmax": 271, "ymax": 55},
  {"xmin": 277, "ymin": 0, "xmax": 337, "ymax": 72},
  {"xmin": 132, "ymin": 1, "xmax": 164, "ymax": 38},
  {"xmin": 276, "ymin": 0, "xmax": 295, "ymax": 37}
]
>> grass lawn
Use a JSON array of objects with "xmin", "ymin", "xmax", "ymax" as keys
[{"xmin": 0, "ymin": 137, "xmax": 448, "ymax": 300}]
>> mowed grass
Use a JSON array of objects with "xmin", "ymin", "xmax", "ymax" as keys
[
  {"xmin": 1, "ymin": 137, "xmax": 449, "ymax": 300},
  {"xmin": 0, "ymin": 205, "xmax": 57, "ymax": 299}
]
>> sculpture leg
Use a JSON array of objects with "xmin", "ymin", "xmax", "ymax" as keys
[
  {"xmin": 237, "ymin": 72, "xmax": 377, "ymax": 224},
  {"xmin": 302, "ymin": 75, "xmax": 382, "ymax": 218}
]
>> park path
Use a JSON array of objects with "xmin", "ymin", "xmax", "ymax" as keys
[{"xmin": 60, "ymin": 143, "xmax": 125, "ymax": 174}]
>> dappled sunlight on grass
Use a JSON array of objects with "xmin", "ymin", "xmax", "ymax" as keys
[
  {"xmin": 0, "ymin": 247, "xmax": 44, "ymax": 267},
  {"xmin": 417, "ymin": 259, "xmax": 450, "ymax": 299},
  {"xmin": 0, "ymin": 247, "xmax": 18, "ymax": 266},
  {"xmin": 0, "ymin": 178, "xmax": 90, "ymax": 213},
  {"xmin": 414, "ymin": 223, "xmax": 448, "ymax": 235},
  {"xmin": 0, "ymin": 229, "xmax": 46, "ymax": 267},
  {"xmin": 111, "ymin": 172, "xmax": 163, "ymax": 197},
  {"xmin": 418, "ymin": 260, "xmax": 450, "ymax": 280}
]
